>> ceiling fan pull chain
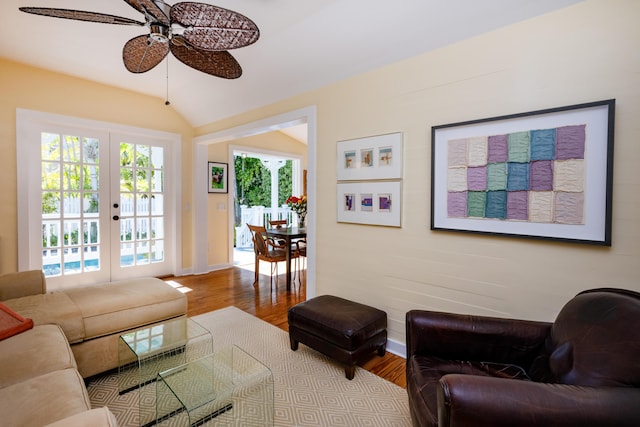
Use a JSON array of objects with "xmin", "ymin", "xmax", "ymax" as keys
[{"xmin": 165, "ymin": 58, "xmax": 170, "ymax": 106}]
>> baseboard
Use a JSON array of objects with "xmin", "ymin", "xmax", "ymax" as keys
[{"xmin": 386, "ymin": 337, "xmax": 406, "ymax": 359}]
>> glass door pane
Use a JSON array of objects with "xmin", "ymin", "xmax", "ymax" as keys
[
  {"xmin": 41, "ymin": 132, "xmax": 105, "ymax": 279},
  {"xmin": 113, "ymin": 140, "xmax": 168, "ymax": 278}
]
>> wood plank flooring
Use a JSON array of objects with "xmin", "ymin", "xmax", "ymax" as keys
[{"xmin": 166, "ymin": 266, "xmax": 407, "ymax": 388}]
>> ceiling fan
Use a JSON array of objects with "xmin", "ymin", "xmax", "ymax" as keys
[{"xmin": 19, "ymin": 0, "xmax": 260, "ymax": 79}]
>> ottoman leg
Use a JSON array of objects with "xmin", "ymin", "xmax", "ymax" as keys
[
  {"xmin": 345, "ymin": 365, "xmax": 356, "ymax": 380},
  {"xmin": 289, "ymin": 335, "xmax": 299, "ymax": 351},
  {"xmin": 378, "ymin": 343, "xmax": 386, "ymax": 357}
]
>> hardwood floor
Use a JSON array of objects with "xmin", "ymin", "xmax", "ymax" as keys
[{"xmin": 166, "ymin": 266, "xmax": 407, "ymax": 388}]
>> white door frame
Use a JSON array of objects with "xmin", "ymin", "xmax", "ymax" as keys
[
  {"xmin": 192, "ymin": 106, "xmax": 316, "ymax": 298},
  {"xmin": 16, "ymin": 109, "xmax": 182, "ymax": 287}
]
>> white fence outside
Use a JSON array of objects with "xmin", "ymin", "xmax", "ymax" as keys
[{"xmin": 236, "ymin": 205, "xmax": 297, "ymax": 249}]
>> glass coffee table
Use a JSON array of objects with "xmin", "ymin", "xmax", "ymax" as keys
[
  {"xmin": 156, "ymin": 346, "xmax": 274, "ymax": 427},
  {"xmin": 118, "ymin": 317, "xmax": 213, "ymax": 427}
]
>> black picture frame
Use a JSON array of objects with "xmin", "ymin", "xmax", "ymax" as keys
[
  {"xmin": 208, "ymin": 162, "xmax": 228, "ymax": 193},
  {"xmin": 431, "ymin": 99, "xmax": 615, "ymax": 246}
]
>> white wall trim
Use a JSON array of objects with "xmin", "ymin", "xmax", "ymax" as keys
[
  {"xmin": 192, "ymin": 106, "xmax": 317, "ymax": 297},
  {"xmin": 16, "ymin": 108, "xmax": 183, "ymax": 276}
]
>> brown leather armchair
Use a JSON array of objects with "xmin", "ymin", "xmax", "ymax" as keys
[{"xmin": 405, "ymin": 288, "xmax": 640, "ymax": 427}]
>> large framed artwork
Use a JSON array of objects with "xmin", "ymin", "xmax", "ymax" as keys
[
  {"xmin": 337, "ymin": 132, "xmax": 403, "ymax": 181},
  {"xmin": 337, "ymin": 181, "xmax": 401, "ymax": 227},
  {"xmin": 208, "ymin": 161, "xmax": 228, "ymax": 193},
  {"xmin": 431, "ymin": 99, "xmax": 615, "ymax": 245}
]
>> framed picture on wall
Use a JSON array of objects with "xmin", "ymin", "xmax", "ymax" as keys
[
  {"xmin": 208, "ymin": 161, "xmax": 228, "ymax": 193},
  {"xmin": 431, "ymin": 99, "xmax": 615, "ymax": 245},
  {"xmin": 337, "ymin": 181, "xmax": 401, "ymax": 227},
  {"xmin": 337, "ymin": 132, "xmax": 403, "ymax": 181}
]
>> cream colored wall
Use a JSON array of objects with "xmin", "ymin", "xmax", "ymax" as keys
[
  {"xmin": 195, "ymin": 0, "xmax": 640, "ymax": 347},
  {"xmin": 0, "ymin": 59, "xmax": 194, "ymax": 273},
  {"xmin": 206, "ymin": 131, "xmax": 307, "ymax": 267}
]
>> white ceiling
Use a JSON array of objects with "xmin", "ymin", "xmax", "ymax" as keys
[{"xmin": 1, "ymin": 0, "xmax": 583, "ymax": 128}]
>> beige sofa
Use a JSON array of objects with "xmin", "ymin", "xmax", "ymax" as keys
[
  {"xmin": 0, "ymin": 270, "xmax": 188, "ymax": 426},
  {"xmin": 0, "ymin": 270, "xmax": 187, "ymax": 377},
  {"xmin": 0, "ymin": 322, "xmax": 118, "ymax": 426}
]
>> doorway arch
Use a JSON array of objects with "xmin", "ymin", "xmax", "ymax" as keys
[{"xmin": 192, "ymin": 106, "xmax": 317, "ymax": 297}]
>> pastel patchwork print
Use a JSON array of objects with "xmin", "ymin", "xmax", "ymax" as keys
[{"xmin": 446, "ymin": 125, "xmax": 586, "ymax": 224}]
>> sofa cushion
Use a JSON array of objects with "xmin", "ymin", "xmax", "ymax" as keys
[
  {"xmin": 45, "ymin": 407, "xmax": 118, "ymax": 427},
  {"xmin": 0, "ymin": 301, "xmax": 33, "ymax": 340},
  {"xmin": 3, "ymin": 292, "xmax": 85, "ymax": 343},
  {"xmin": 0, "ymin": 368, "xmax": 91, "ymax": 426},
  {"xmin": 0, "ymin": 324, "xmax": 76, "ymax": 388},
  {"xmin": 64, "ymin": 277, "xmax": 187, "ymax": 339}
]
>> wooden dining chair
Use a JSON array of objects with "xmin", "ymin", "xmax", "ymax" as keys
[
  {"xmin": 268, "ymin": 219, "xmax": 288, "ymax": 229},
  {"xmin": 295, "ymin": 238, "xmax": 307, "ymax": 286},
  {"xmin": 247, "ymin": 224, "xmax": 296, "ymax": 287}
]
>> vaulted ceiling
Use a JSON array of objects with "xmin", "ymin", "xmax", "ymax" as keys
[{"xmin": 1, "ymin": 0, "xmax": 583, "ymax": 127}]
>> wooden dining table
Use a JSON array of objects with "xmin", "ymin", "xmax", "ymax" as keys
[{"xmin": 266, "ymin": 226, "xmax": 307, "ymax": 291}]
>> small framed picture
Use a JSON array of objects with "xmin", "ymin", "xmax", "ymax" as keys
[
  {"xmin": 361, "ymin": 148, "xmax": 374, "ymax": 167},
  {"xmin": 345, "ymin": 150, "xmax": 356, "ymax": 169},
  {"xmin": 379, "ymin": 147, "xmax": 393, "ymax": 166},
  {"xmin": 361, "ymin": 193, "xmax": 373, "ymax": 211},
  {"xmin": 336, "ymin": 132, "xmax": 403, "ymax": 180},
  {"xmin": 337, "ymin": 181, "xmax": 401, "ymax": 227},
  {"xmin": 379, "ymin": 194, "xmax": 392, "ymax": 212},
  {"xmin": 208, "ymin": 162, "xmax": 228, "ymax": 193},
  {"xmin": 344, "ymin": 193, "xmax": 356, "ymax": 211}
]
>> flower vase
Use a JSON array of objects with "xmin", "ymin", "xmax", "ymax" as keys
[{"xmin": 297, "ymin": 213, "xmax": 306, "ymax": 229}]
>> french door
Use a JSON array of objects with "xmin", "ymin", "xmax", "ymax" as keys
[{"xmin": 18, "ymin": 110, "xmax": 178, "ymax": 289}]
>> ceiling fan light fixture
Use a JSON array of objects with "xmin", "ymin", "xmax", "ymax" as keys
[{"xmin": 149, "ymin": 23, "xmax": 170, "ymax": 43}]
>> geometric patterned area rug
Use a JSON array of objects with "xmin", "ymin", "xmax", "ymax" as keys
[{"xmin": 87, "ymin": 306, "xmax": 411, "ymax": 426}]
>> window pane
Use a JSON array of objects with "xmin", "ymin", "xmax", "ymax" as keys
[
  {"xmin": 42, "ymin": 192, "xmax": 61, "ymax": 216},
  {"xmin": 63, "ymin": 165, "xmax": 81, "ymax": 190},
  {"xmin": 83, "ymin": 193, "xmax": 99, "ymax": 215},
  {"xmin": 136, "ymin": 241, "xmax": 150, "ymax": 265},
  {"xmin": 120, "ymin": 142, "xmax": 134, "ymax": 167},
  {"xmin": 151, "ymin": 170, "xmax": 163, "ymax": 193},
  {"xmin": 83, "ymin": 138, "xmax": 99, "ymax": 164},
  {"xmin": 136, "ymin": 218, "xmax": 149, "ymax": 240},
  {"xmin": 151, "ymin": 194, "xmax": 163, "ymax": 216},
  {"xmin": 42, "ymin": 162, "xmax": 61, "ymax": 190},
  {"xmin": 120, "ymin": 193, "xmax": 134, "ymax": 216},
  {"xmin": 136, "ymin": 194, "xmax": 150, "ymax": 215},
  {"xmin": 120, "ymin": 218, "xmax": 134, "ymax": 242},
  {"xmin": 152, "ymin": 240, "xmax": 164, "ymax": 262},
  {"xmin": 151, "ymin": 147, "xmax": 164, "ymax": 169},
  {"xmin": 41, "ymin": 133, "xmax": 60, "ymax": 161},
  {"xmin": 151, "ymin": 217, "xmax": 164, "ymax": 239},
  {"xmin": 63, "ymin": 135, "xmax": 81, "ymax": 162},
  {"xmin": 83, "ymin": 165, "xmax": 99, "ymax": 191},
  {"xmin": 63, "ymin": 192, "xmax": 81, "ymax": 218},
  {"xmin": 136, "ymin": 145, "xmax": 150, "ymax": 168}
]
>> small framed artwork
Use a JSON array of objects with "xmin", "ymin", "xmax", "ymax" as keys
[
  {"xmin": 431, "ymin": 99, "xmax": 615, "ymax": 245},
  {"xmin": 208, "ymin": 161, "xmax": 228, "ymax": 193},
  {"xmin": 337, "ymin": 181, "xmax": 401, "ymax": 227},
  {"xmin": 337, "ymin": 132, "xmax": 402, "ymax": 181}
]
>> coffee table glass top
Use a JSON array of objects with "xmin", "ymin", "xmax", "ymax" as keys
[
  {"xmin": 157, "ymin": 345, "xmax": 274, "ymax": 427},
  {"xmin": 118, "ymin": 317, "xmax": 213, "ymax": 427}
]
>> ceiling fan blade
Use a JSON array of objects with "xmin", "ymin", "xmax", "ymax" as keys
[
  {"xmin": 19, "ymin": 7, "xmax": 144, "ymax": 26},
  {"xmin": 123, "ymin": 0, "xmax": 170, "ymax": 26},
  {"xmin": 170, "ymin": 2, "xmax": 259, "ymax": 51},
  {"xmin": 123, "ymin": 35, "xmax": 169, "ymax": 73},
  {"xmin": 170, "ymin": 36, "xmax": 242, "ymax": 79}
]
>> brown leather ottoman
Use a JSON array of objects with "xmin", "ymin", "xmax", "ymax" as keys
[{"xmin": 288, "ymin": 295, "xmax": 387, "ymax": 380}]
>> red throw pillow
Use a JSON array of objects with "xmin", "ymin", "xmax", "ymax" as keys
[{"xmin": 0, "ymin": 301, "xmax": 34, "ymax": 341}]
